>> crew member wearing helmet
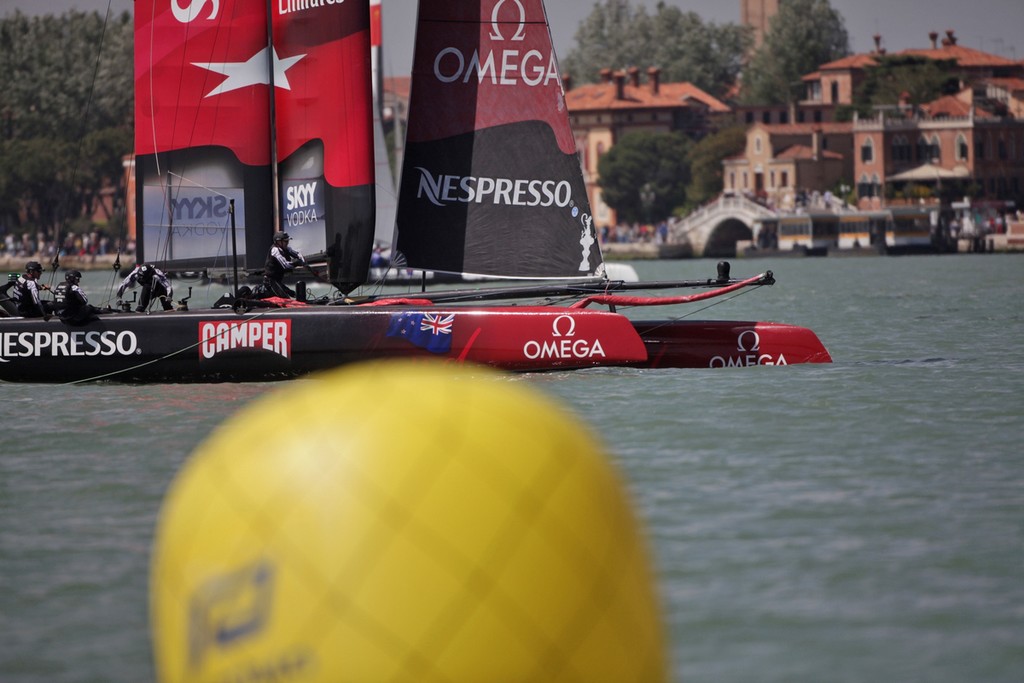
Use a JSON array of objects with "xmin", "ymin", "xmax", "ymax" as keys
[
  {"xmin": 264, "ymin": 231, "xmax": 306, "ymax": 298},
  {"xmin": 57, "ymin": 270, "xmax": 101, "ymax": 325},
  {"xmin": 117, "ymin": 263, "xmax": 174, "ymax": 312},
  {"xmin": 10, "ymin": 261, "xmax": 52, "ymax": 319}
]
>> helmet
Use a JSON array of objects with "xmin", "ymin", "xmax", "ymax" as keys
[
  {"xmin": 274, "ymin": 231, "xmax": 290, "ymax": 242},
  {"xmin": 66, "ymin": 269, "xmax": 82, "ymax": 283},
  {"xmin": 26, "ymin": 261, "xmax": 42, "ymax": 273}
]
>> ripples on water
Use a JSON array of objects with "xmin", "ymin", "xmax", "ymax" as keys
[{"xmin": 2, "ymin": 255, "xmax": 1022, "ymax": 682}]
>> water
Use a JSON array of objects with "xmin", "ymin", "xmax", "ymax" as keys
[{"xmin": 2, "ymin": 255, "xmax": 1022, "ymax": 682}]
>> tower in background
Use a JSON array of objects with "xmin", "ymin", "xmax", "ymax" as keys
[{"xmin": 742, "ymin": 0, "xmax": 780, "ymax": 49}]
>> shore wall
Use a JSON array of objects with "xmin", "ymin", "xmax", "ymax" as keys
[{"xmin": 0, "ymin": 254, "xmax": 123, "ymax": 274}]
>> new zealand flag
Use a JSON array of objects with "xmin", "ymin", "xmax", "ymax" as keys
[{"xmin": 386, "ymin": 312, "xmax": 454, "ymax": 354}]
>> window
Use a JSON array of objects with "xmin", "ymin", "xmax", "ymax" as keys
[
  {"xmin": 930, "ymin": 135, "xmax": 941, "ymax": 164},
  {"xmin": 743, "ymin": 172, "xmax": 748, "ymax": 189},
  {"xmin": 813, "ymin": 110, "xmax": 822, "ymax": 123},
  {"xmin": 956, "ymin": 134, "xmax": 968, "ymax": 161},
  {"xmin": 746, "ymin": 111, "xmax": 754, "ymax": 124},
  {"xmin": 830, "ymin": 81, "xmax": 839, "ymax": 103},
  {"xmin": 770, "ymin": 170, "xmax": 776, "ymax": 187},
  {"xmin": 998, "ymin": 138, "xmax": 1008, "ymax": 160},
  {"xmin": 857, "ymin": 173, "xmax": 872, "ymax": 198},
  {"xmin": 755, "ymin": 136, "xmax": 762, "ymax": 154},
  {"xmin": 861, "ymin": 137, "xmax": 874, "ymax": 163},
  {"xmin": 976, "ymin": 139, "xmax": 985, "ymax": 160},
  {"xmin": 797, "ymin": 110, "xmax": 806, "ymax": 123},
  {"xmin": 762, "ymin": 111, "xmax": 771, "ymax": 124},
  {"xmin": 917, "ymin": 135, "xmax": 930, "ymax": 162},
  {"xmin": 730, "ymin": 172, "xmax": 735, "ymax": 189},
  {"xmin": 779, "ymin": 111, "xmax": 789, "ymax": 124},
  {"xmin": 781, "ymin": 171, "xmax": 789, "ymax": 187}
]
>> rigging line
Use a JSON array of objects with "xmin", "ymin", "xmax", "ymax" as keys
[
  {"xmin": 62, "ymin": 308, "xmax": 278, "ymax": 385},
  {"xmin": 633, "ymin": 286, "xmax": 766, "ymax": 337}
]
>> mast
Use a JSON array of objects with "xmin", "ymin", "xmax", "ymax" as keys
[{"xmin": 266, "ymin": 0, "xmax": 281, "ymax": 232}]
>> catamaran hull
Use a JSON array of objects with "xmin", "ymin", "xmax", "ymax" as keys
[{"xmin": 0, "ymin": 307, "xmax": 830, "ymax": 384}]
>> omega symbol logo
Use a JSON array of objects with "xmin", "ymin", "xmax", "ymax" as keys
[
  {"xmin": 172, "ymin": 0, "xmax": 219, "ymax": 23},
  {"xmin": 551, "ymin": 315, "xmax": 577, "ymax": 338},
  {"xmin": 489, "ymin": 0, "xmax": 526, "ymax": 41},
  {"xmin": 737, "ymin": 330, "xmax": 760, "ymax": 352}
]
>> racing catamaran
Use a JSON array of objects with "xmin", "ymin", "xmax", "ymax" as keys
[{"xmin": 0, "ymin": 0, "xmax": 830, "ymax": 383}]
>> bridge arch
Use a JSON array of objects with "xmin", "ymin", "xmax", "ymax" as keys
[{"xmin": 702, "ymin": 217, "xmax": 755, "ymax": 257}]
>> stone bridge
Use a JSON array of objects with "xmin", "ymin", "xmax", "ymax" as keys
[{"xmin": 670, "ymin": 195, "xmax": 777, "ymax": 257}]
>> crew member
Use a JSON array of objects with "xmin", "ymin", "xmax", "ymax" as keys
[
  {"xmin": 10, "ymin": 261, "xmax": 52, "ymax": 319},
  {"xmin": 58, "ymin": 270, "xmax": 101, "ymax": 325},
  {"xmin": 117, "ymin": 263, "xmax": 174, "ymax": 312},
  {"xmin": 264, "ymin": 231, "xmax": 305, "ymax": 298}
]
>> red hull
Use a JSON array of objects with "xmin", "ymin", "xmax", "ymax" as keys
[{"xmin": 0, "ymin": 306, "xmax": 830, "ymax": 384}]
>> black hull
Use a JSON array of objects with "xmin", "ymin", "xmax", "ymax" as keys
[{"xmin": 0, "ymin": 304, "xmax": 832, "ymax": 384}]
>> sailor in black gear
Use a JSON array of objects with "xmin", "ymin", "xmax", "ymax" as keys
[
  {"xmin": 58, "ymin": 270, "xmax": 100, "ymax": 325},
  {"xmin": 117, "ymin": 263, "xmax": 174, "ymax": 312},
  {"xmin": 10, "ymin": 261, "xmax": 52, "ymax": 319},
  {"xmin": 264, "ymin": 231, "xmax": 305, "ymax": 298}
]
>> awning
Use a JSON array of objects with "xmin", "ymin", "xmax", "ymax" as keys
[{"xmin": 887, "ymin": 163, "xmax": 970, "ymax": 182}]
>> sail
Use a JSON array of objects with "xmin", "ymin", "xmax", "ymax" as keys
[
  {"xmin": 134, "ymin": 0, "xmax": 275, "ymax": 272},
  {"xmin": 394, "ymin": 0, "xmax": 603, "ymax": 279},
  {"xmin": 135, "ymin": 0, "xmax": 375, "ymax": 289},
  {"xmin": 273, "ymin": 0, "xmax": 376, "ymax": 290}
]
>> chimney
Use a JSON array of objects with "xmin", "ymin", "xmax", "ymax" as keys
[
  {"xmin": 945, "ymin": 29, "xmax": 957, "ymax": 46},
  {"xmin": 599, "ymin": 68, "xmax": 612, "ymax": 83},
  {"xmin": 561, "ymin": 73, "xmax": 572, "ymax": 92},
  {"xmin": 627, "ymin": 66, "xmax": 640, "ymax": 88},
  {"xmin": 647, "ymin": 67, "xmax": 661, "ymax": 95},
  {"xmin": 873, "ymin": 34, "xmax": 882, "ymax": 53},
  {"xmin": 613, "ymin": 70, "xmax": 626, "ymax": 100},
  {"xmin": 929, "ymin": 31, "xmax": 939, "ymax": 49}
]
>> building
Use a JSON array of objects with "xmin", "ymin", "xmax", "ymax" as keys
[
  {"xmin": 853, "ymin": 88, "xmax": 1024, "ymax": 208},
  {"xmin": 722, "ymin": 122, "xmax": 854, "ymax": 209},
  {"xmin": 741, "ymin": 0, "xmax": 780, "ymax": 50},
  {"xmin": 565, "ymin": 67, "xmax": 731, "ymax": 227}
]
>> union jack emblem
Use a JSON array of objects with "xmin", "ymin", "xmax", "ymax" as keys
[{"xmin": 420, "ymin": 313, "xmax": 454, "ymax": 335}]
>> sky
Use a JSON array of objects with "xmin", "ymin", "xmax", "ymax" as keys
[{"xmin": 2, "ymin": 0, "xmax": 1022, "ymax": 76}]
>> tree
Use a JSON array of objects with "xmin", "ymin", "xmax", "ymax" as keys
[
  {"xmin": 0, "ymin": 10, "xmax": 133, "ymax": 239},
  {"xmin": 685, "ymin": 125, "xmax": 748, "ymax": 208},
  {"xmin": 597, "ymin": 131, "xmax": 692, "ymax": 224},
  {"xmin": 561, "ymin": 0, "xmax": 751, "ymax": 99},
  {"xmin": 741, "ymin": 0, "xmax": 850, "ymax": 105},
  {"xmin": 857, "ymin": 55, "xmax": 962, "ymax": 110}
]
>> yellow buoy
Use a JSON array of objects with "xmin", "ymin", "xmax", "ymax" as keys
[{"xmin": 150, "ymin": 360, "xmax": 669, "ymax": 682}]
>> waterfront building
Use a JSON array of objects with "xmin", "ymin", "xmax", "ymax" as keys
[{"xmin": 565, "ymin": 68, "xmax": 730, "ymax": 228}]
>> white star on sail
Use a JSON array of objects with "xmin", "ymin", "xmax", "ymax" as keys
[{"xmin": 193, "ymin": 46, "xmax": 305, "ymax": 98}]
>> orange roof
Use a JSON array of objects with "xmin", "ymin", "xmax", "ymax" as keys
[
  {"xmin": 775, "ymin": 144, "xmax": 844, "ymax": 161},
  {"xmin": 565, "ymin": 80, "xmax": 730, "ymax": 113},
  {"xmin": 921, "ymin": 94, "xmax": 995, "ymax": 119},
  {"xmin": 921, "ymin": 94, "xmax": 972, "ymax": 117},
  {"xmin": 983, "ymin": 77, "xmax": 1024, "ymax": 93},
  {"xmin": 384, "ymin": 75, "xmax": 410, "ymax": 100},
  {"xmin": 817, "ymin": 53, "xmax": 880, "ymax": 71},
  {"xmin": 901, "ymin": 44, "xmax": 1019, "ymax": 68}
]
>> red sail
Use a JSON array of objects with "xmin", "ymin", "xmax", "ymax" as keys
[
  {"xmin": 134, "ymin": 0, "xmax": 375, "ymax": 289},
  {"xmin": 395, "ymin": 0, "xmax": 602, "ymax": 279},
  {"xmin": 273, "ymin": 0, "xmax": 375, "ymax": 289}
]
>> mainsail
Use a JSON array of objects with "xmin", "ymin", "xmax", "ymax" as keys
[
  {"xmin": 394, "ymin": 0, "xmax": 603, "ymax": 279},
  {"xmin": 134, "ymin": 0, "xmax": 375, "ymax": 290}
]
